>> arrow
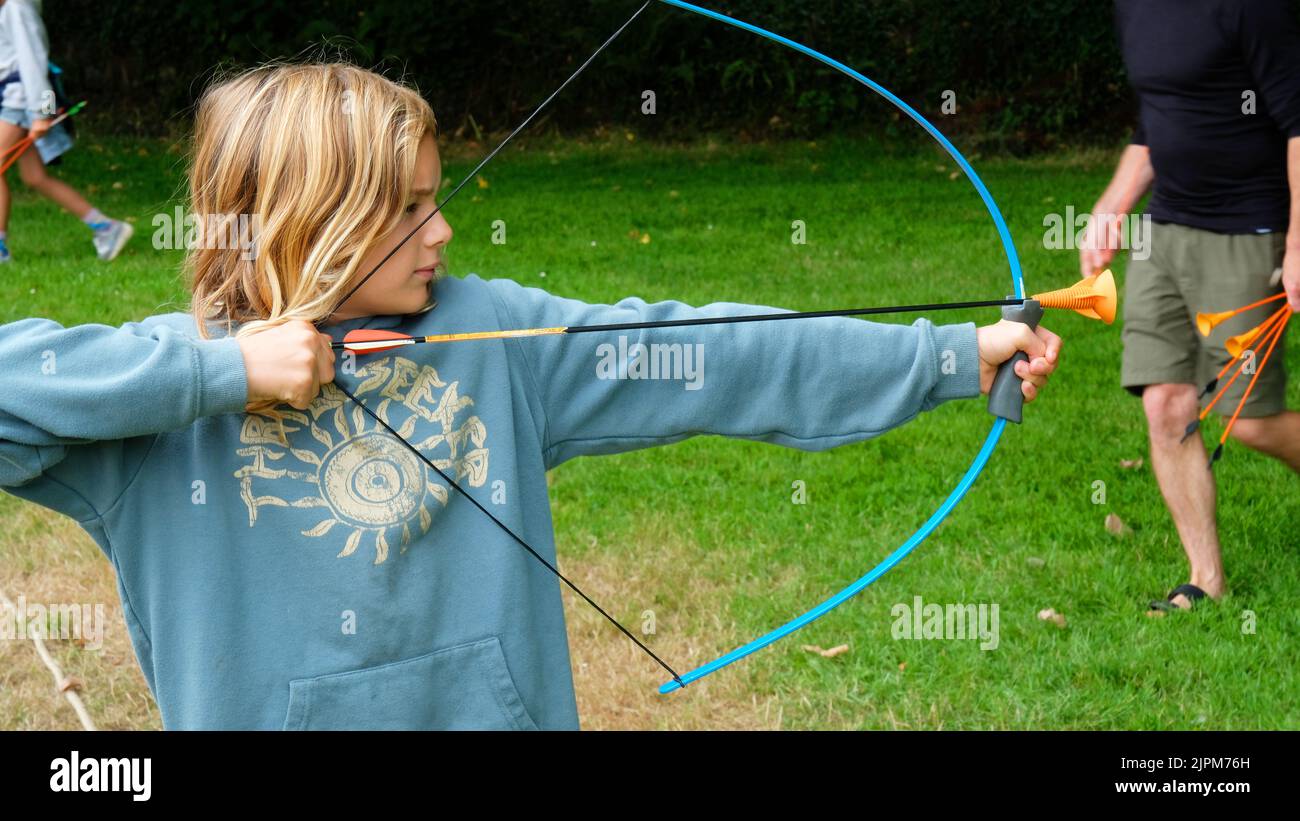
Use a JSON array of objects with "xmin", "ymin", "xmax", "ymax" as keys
[
  {"xmin": 1184, "ymin": 304, "xmax": 1290, "ymax": 441},
  {"xmin": 0, "ymin": 100, "xmax": 88, "ymax": 174},
  {"xmin": 1209, "ymin": 310, "xmax": 1291, "ymax": 469},
  {"xmin": 1, "ymin": 101, "xmax": 87, "ymax": 169},
  {"xmin": 333, "ymin": 298, "xmax": 1022, "ymax": 354},
  {"xmin": 1195, "ymin": 291, "xmax": 1286, "ymax": 337},
  {"xmin": 334, "ymin": 271, "xmax": 1117, "ymax": 355}
]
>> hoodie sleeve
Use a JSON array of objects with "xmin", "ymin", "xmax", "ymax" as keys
[
  {"xmin": 0, "ymin": 317, "xmax": 249, "ymax": 514},
  {"xmin": 482, "ymin": 278, "xmax": 981, "ymax": 469}
]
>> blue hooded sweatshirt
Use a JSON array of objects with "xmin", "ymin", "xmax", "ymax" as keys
[{"xmin": 0, "ymin": 274, "xmax": 980, "ymax": 729}]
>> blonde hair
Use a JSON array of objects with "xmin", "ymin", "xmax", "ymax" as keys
[{"xmin": 185, "ymin": 62, "xmax": 436, "ymax": 418}]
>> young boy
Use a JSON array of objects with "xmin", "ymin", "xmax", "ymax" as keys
[{"xmin": 0, "ymin": 63, "xmax": 1059, "ymax": 729}]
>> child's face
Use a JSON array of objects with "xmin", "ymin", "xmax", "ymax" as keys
[{"xmin": 335, "ymin": 134, "xmax": 451, "ymax": 320}]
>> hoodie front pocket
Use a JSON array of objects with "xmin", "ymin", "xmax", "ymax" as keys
[{"xmin": 282, "ymin": 635, "xmax": 540, "ymax": 730}]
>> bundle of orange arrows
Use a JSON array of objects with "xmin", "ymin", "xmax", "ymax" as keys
[
  {"xmin": 0, "ymin": 101, "xmax": 86, "ymax": 175},
  {"xmin": 1185, "ymin": 291, "xmax": 1293, "ymax": 467}
]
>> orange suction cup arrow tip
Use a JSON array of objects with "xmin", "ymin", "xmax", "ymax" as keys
[
  {"xmin": 1196, "ymin": 309, "xmax": 1237, "ymax": 337},
  {"xmin": 1196, "ymin": 292, "xmax": 1285, "ymax": 337},
  {"xmin": 1031, "ymin": 268, "xmax": 1117, "ymax": 325},
  {"xmin": 1225, "ymin": 305, "xmax": 1289, "ymax": 359}
]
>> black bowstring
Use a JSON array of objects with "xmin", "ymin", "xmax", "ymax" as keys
[{"xmin": 323, "ymin": 1, "xmax": 685, "ymax": 687}]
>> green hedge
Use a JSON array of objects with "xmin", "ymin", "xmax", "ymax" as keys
[{"xmin": 48, "ymin": 0, "xmax": 1300, "ymax": 149}]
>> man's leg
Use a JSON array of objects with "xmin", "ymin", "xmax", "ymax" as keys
[
  {"xmin": 1123, "ymin": 223, "xmax": 1223, "ymax": 610},
  {"xmin": 1228, "ymin": 412, "xmax": 1300, "ymax": 472},
  {"xmin": 1141, "ymin": 383, "xmax": 1225, "ymax": 607}
]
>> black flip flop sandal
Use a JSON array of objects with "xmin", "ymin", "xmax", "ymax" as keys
[{"xmin": 1148, "ymin": 583, "xmax": 1208, "ymax": 612}]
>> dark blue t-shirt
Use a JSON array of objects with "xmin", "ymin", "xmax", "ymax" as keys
[{"xmin": 1116, "ymin": 0, "xmax": 1300, "ymax": 233}]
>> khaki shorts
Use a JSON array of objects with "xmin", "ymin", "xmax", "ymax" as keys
[{"xmin": 1121, "ymin": 221, "xmax": 1288, "ymax": 418}]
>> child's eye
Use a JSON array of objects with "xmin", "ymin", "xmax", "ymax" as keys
[{"xmin": 405, "ymin": 202, "xmax": 420, "ymax": 214}]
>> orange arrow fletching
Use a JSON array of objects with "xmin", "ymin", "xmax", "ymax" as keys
[{"xmin": 340, "ymin": 329, "xmax": 417, "ymax": 354}]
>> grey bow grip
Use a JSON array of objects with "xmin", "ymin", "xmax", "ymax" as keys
[{"xmin": 986, "ymin": 298, "xmax": 1043, "ymax": 424}]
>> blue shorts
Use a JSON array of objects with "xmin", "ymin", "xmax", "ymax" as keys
[{"xmin": 0, "ymin": 106, "xmax": 73, "ymax": 164}]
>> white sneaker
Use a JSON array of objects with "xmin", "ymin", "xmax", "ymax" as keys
[{"xmin": 93, "ymin": 219, "xmax": 134, "ymax": 261}]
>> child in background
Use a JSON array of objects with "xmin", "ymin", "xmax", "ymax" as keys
[{"xmin": 0, "ymin": 0, "xmax": 131, "ymax": 262}]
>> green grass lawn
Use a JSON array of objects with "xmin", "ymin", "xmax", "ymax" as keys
[{"xmin": 1, "ymin": 132, "xmax": 1296, "ymax": 729}]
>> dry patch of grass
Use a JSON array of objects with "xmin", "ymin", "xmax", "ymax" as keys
[
  {"xmin": 562, "ymin": 522, "xmax": 785, "ymax": 730},
  {"xmin": 0, "ymin": 500, "xmax": 161, "ymax": 730}
]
